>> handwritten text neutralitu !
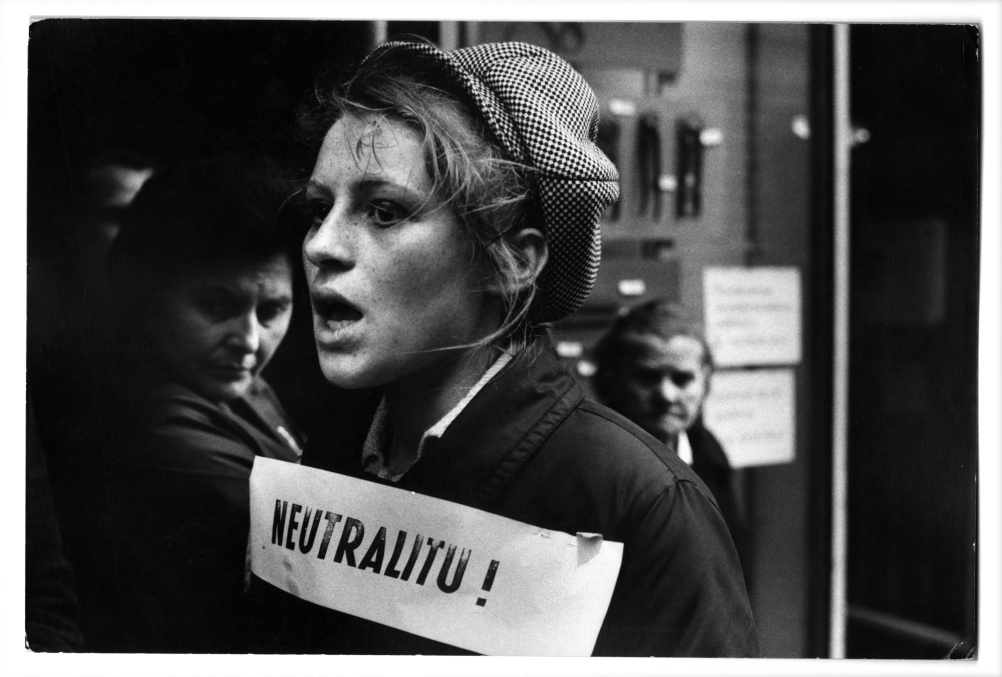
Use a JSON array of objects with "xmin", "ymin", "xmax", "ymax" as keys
[{"xmin": 269, "ymin": 500, "xmax": 500, "ymax": 605}]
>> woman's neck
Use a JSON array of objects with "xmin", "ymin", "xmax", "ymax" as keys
[{"xmin": 382, "ymin": 345, "xmax": 497, "ymax": 472}]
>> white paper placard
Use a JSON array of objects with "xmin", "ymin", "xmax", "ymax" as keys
[
  {"xmin": 703, "ymin": 267, "xmax": 802, "ymax": 367},
  {"xmin": 702, "ymin": 369, "xmax": 796, "ymax": 467},
  {"xmin": 249, "ymin": 457, "xmax": 623, "ymax": 656}
]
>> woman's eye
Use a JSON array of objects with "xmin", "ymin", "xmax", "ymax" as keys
[
  {"xmin": 634, "ymin": 368, "xmax": 662, "ymax": 387},
  {"xmin": 367, "ymin": 200, "xmax": 408, "ymax": 227},
  {"xmin": 306, "ymin": 198, "xmax": 332, "ymax": 225},
  {"xmin": 195, "ymin": 298, "xmax": 233, "ymax": 321},
  {"xmin": 671, "ymin": 373, "xmax": 695, "ymax": 388},
  {"xmin": 257, "ymin": 301, "xmax": 290, "ymax": 325}
]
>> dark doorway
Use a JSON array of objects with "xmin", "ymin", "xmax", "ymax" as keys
[{"xmin": 845, "ymin": 24, "xmax": 979, "ymax": 659}]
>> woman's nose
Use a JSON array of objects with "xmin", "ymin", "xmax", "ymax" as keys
[
  {"xmin": 658, "ymin": 377, "xmax": 681, "ymax": 403},
  {"xmin": 303, "ymin": 209, "xmax": 354, "ymax": 271},
  {"xmin": 227, "ymin": 313, "xmax": 260, "ymax": 353}
]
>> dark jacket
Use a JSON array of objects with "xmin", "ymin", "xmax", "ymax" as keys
[
  {"xmin": 687, "ymin": 416, "xmax": 747, "ymax": 567},
  {"xmin": 294, "ymin": 340, "xmax": 760, "ymax": 657},
  {"xmin": 108, "ymin": 377, "xmax": 304, "ymax": 653},
  {"xmin": 25, "ymin": 396, "xmax": 85, "ymax": 652}
]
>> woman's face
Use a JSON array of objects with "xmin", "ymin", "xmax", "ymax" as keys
[
  {"xmin": 144, "ymin": 253, "xmax": 294, "ymax": 402},
  {"xmin": 613, "ymin": 334, "xmax": 711, "ymax": 442},
  {"xmin": 302, "ymin": 113, "xmax": 494, "ymax": 390}
]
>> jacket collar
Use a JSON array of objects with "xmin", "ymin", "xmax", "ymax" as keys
[
  {"xmin": 395, "ymin": 337, "xmax": 584, "ymax": 510},
  {"xmin": 361, "ymin": 352, "xmax": 514, "ymax": 482}
]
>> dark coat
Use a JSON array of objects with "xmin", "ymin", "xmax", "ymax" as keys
[
  {"xmin": 687, "ymin": 416, "xmax": 747, "ymax": 567},
  {"xmin": 107, "ymin": 377, "xmax": 304, "ymax": 652},
  {"xmin": 291, "ymin": 339, "xmax": 760, "ymax": 657},
  {"xmin": 25, "ymin": 396, "xmax": 85, "ymax": 652}
]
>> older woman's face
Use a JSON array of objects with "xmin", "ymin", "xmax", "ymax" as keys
[
  {"xmin": 145, "ymin": 254, "xmax": 293, "ymax": 402},
  {"xmin": 613, "ymin": 334, "xmax": 711, "ymax": 442},
  {"xmin": 302, "ymin": 114, "xmax": 492, "ymax": 389}
]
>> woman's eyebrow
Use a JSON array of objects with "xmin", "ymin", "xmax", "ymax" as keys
[
  {"xmin": 304, "ymin": 179, "xmax": 331, "ymax": 197},
  {"xmin": 192, "ymin": 284, "xmax": 239, "ymax": 298},
  {"xmin": 357, "ymin": 177, "xmax": 423, "ymax": 199},
  {"xmin": 195, "ymin": 284, "xmax": 292, "ymax": 306},
  {"xmin": 306, "ymin": 176, "xmax": 422, "ymax": 197}
]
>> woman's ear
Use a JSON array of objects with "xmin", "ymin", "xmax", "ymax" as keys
[{"xmin": 487, "ymin": 227, "xmax": 549, "ymax": 294}]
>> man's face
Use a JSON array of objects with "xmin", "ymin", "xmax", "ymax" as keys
[{"xmin": 612, "ymin": 334, "xmax": 711, "ymax": 442}]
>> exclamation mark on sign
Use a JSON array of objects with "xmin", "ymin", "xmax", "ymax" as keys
[{"xmin": 476, "ymin": 560, "xmax": 500, "ymax": 607}]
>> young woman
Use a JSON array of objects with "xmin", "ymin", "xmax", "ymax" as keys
[
  {"xmin": 99, "ymin": 155, "xmax": 306, "ymax": 652},
  {"xmin": 294, "ymin": 40, "xmax": 759, "ymax": 657}
]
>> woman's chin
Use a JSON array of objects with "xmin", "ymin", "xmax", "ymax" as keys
[
  {"xmin": 192, "ymin": 377, "xmax": 254, "ymax": 404},
  {"xmin": 318, "ymin": 357, "xmax": 384, "ymax": 390}
]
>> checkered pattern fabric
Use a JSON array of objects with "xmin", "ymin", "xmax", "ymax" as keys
[{"xmin": 363, "ymin": 40, "xmax": 620, "ymax": 323}]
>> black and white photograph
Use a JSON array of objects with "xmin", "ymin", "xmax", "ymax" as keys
[{"xmin": 5, "ymin": 2, "xmax": 1000, "ymax": 675}]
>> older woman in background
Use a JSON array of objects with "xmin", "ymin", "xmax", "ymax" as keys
[
  {"xmin": 593, "ymin": 300, "xmax": 747, "ymax": 568},
  {"xmin": 101, "ymin": 155, "xmax": 305, "ymax": 652}
]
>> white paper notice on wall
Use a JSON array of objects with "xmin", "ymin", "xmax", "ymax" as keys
[
  {"xmin": 703, "ymin": 267, "xmax": 802, "ymax": 367},
  {"xmin": 248, "ymin": 458, "xmax": 623, "ymax": 656},
  {"xmin": 702, "ymin": 369, "xmax": 796, "ymax": 467}
]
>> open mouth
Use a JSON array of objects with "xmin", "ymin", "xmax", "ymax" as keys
[{"xmin": 312, "ymin": 296, "xmax": 364, "ymax": 329}]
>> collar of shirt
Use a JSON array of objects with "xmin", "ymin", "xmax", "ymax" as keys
[
  {"xmin": 360, "ymin": 351, "xmax": 514, "ymax": 482},
  {"xmin": 677, "ymin": 430, "xmax": 694, "ymax": 466}
]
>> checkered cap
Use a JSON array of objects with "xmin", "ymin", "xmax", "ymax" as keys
[{"xmin": 362, "ymin": 40, "xmax": 620, "ymax": 323}]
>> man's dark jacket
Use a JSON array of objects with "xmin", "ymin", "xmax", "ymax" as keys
[{"xmin": 279, "ymin": 340, "xmax": 760, "ymax": 657}]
